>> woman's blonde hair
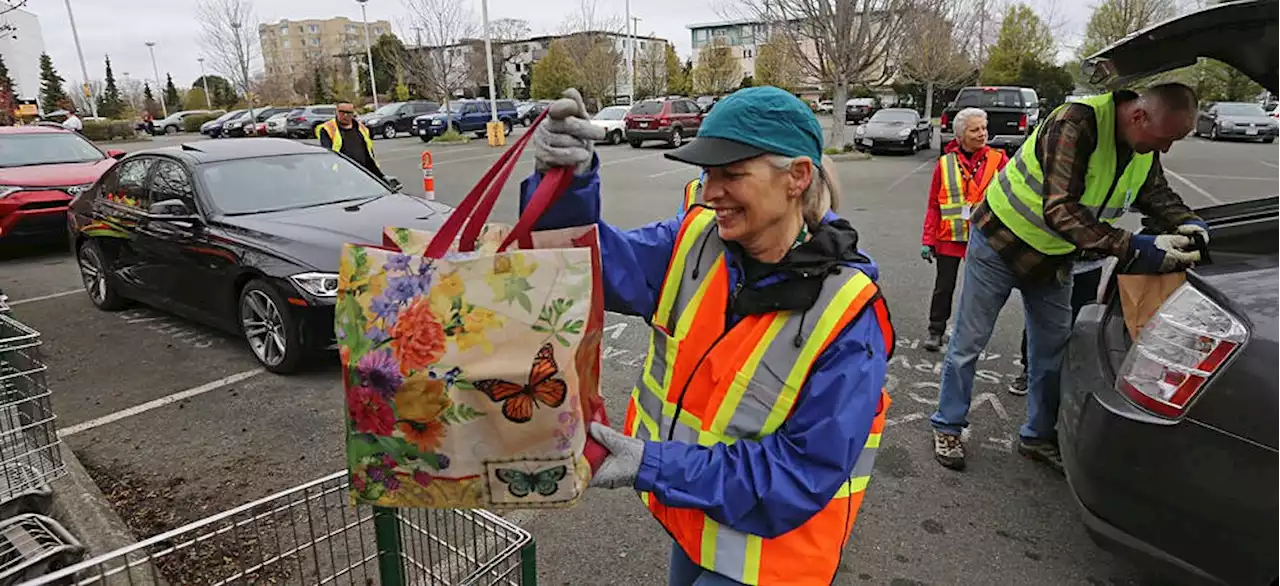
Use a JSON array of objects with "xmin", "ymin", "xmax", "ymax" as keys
[{"xmin": 768, "ymin": 154, "xmax": 842, "ymax": 226}]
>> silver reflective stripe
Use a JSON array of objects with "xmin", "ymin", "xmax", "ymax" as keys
[
  {"xmin": 850, "ymin": 446, "xmax": 878, "ymax": 478},
  {"xmin": 1012, "ymin": 153, "xmax": 1045, "ymax": 193},
  {"xmin": 643, "ymin": 324, "xmax": 671, "ymax": 394},
  {"xmin": 1098, "ymin": 206, "xmax": 1126, "ymax": 221},
  {"xmin": 951, "ymin": 219, "xmax": 965, "ymax": 239},
  {"xmin": 671, "ymin": 224, "xmax": 724, "ymax": 331},
  {"xmin": 720, "ymin": 269, "xmax": 860, "ymax": 440},
  {"xmin": 941, "ymin": 152, "xmax": 963, "ymax": 206},
  {"xmin": 997, "ymin": 167, "xmax": 1056, "ymax": 235},
  {"xmin": 712, "ymin": 523, "xmax": 750, "ymax": 582},
  {"xmin": 669, "ymin": 419, "xmax": 702, "ymax": 444}
]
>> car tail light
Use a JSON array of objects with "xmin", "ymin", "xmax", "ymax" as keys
[
  {"xmin": 1116, "ymin": 284, "xmax": 1247, "ymax": 418},
  {"xmin": 292, "ymin": 116, "xmax": 306, "ymax": 123},
  {"xmin": 1018, "ymin": 113, "xmax": 1028, "ymax": 132},
  {"xmin": 940, "ymin": 113, "xmax": 949, "ymax": 129},
  {"xmin": 657, "ymin": 116, "xmax": 670, "ymax": 127}
]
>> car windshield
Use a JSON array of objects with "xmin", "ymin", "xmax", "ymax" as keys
[
  {"xmin": 442, "ymin": 102, "xmax": 465, "ymax": 113},
  {"xmin": 0, "ymin": 133, "xmax": 104, "ymax": 168},
  {"xmin": 631, "ymin": 102, "xmax": 663, "ymax": 115},
  {"xmin": 199, "ymin": 153, "xmax": 390, "ymax": 215},
  {"xmin": 595, "ymin": 107, "xmax": 627, "ymax": 120},
  {"xmin": 372, "ymin": 103, "xmax": 402, "ymax": 115},
  {"xmin": 871, "ymin": 110, "xmax": 916, "ymax": 123},
  {"xmin": 1218, "ymin": 103, "xmax": 1266, "ymax": 116},
  {"xmin": 214, "ymin": 110, "xmax": 243, "ymax": 122},
  {"xmin": 955, "ymin": 88, "xmax": 1024, "ymax": 108}
]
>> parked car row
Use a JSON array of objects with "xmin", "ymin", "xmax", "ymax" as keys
[{"xmin": 1194, "ymin": 101, "xmax": 1277, "ymax": 142}]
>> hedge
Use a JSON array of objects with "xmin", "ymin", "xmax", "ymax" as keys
[
  {"xmin": 82, "ymin": 120, "xmax": 138, "ymax": 141},
  {"xmin": 184, "ymin": 112, "xmax": 223, "ymax": 133}
]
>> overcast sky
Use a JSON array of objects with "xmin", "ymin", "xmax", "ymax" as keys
[{"xmin": 29, "ymin": 0, "xmax": 1087, "ymax": 90}]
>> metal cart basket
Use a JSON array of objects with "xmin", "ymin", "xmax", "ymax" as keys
[
  {"xmin": 27, "ymin": 471, "xmax": 538, "ymax": 586},
  {"xmin": 0, "ymin": 312, "xmax": 65, "ymax": 514}
]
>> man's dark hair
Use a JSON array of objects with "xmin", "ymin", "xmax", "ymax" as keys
[{"xmin": 1141, "ymin": 83, "xmax": 1199, "ymax": 115}]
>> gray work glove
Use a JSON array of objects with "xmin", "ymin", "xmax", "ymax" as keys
[
  {"xmin": 533, "ymin": 89, "xmax": 605, "ymax": 175},
  {"xmin": 588, "ymin": 422, "xmax": 644, "ymax": 489}
]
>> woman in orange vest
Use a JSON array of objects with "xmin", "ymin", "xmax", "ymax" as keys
[
  {"xmin": 919, "ymin": 107, "xmax": 1008, "ymax": 354},
  {"xmin": 522, "ymin": 87, "xmax": 893, "ymax": 586}
]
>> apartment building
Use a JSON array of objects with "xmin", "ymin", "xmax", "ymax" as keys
[
  {"xmin": 414, "ymin": 31, "xmax": 672, "ymax": 101},
  {"xmin": 0, "ymin": 7, "xmax": 46, "ymax": 103},
  {"xmin": 259, "ymin": 17, "xmax": 393, "ymax": 79}
]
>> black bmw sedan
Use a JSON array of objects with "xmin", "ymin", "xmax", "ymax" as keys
[{"xmin": 67, "ymin": 138, "xmax": 450, "ymax": 373}]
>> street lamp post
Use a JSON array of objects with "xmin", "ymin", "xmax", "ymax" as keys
[
  {"xmin": 624, "ymin": 0, "xmax": 632, "ymax": 105},
  {"xmin": 197, "ymin": 57, "xmax": 212, "ymax": 109},
  {"xmin": 62, "ymin": 0, "xmax": 98, "ymax": 117},
  {"xmin": 145, "ymin": 42, "xmax": 167, "ymax": 118},
  {"xmin": 631, "ymin": 16, "xmax": 642, "ymax": 102},
  {"xmin": 230, "ymin": 22, "xmax": 252, "ymax": 107},
  {"xmin": 356, "ymin": 0, "xmax": 379, "ymax": 108},
  {"xmin": 479, "ymin": 0, "xmax": 501, "ymax": 145}
]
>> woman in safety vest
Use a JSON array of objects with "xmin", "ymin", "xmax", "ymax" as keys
[
  {"xmin": 522, "ymin": 87, "xmax": 893, "ymax": 586},
  {"xmin": 919, "ymin": 107, "xmax": 1008, "ymax": 356}
]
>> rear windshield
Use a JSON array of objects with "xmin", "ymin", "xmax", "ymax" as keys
[
  {"xmin": 1218, "ymin": 103, "xmax": 1266, "ymax": 116},
  {"xmin": 955, "ymin": 88, "xmax": 1024, "ymax": 109},
  {"xmin": 631, "ymin": 102, "xmax": 663, "ymax": 115}
]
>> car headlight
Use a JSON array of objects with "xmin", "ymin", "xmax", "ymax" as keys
[
  {"xmin": 366, "ymin": 118, "xmax": 381, "ymax": 125},
  {"xmin": 64, "ymin": 183, "xmax": 94, "ymax": 197},
  {"xmin": 898, "ymin": 128, "xmax": 912, "ymax": 137},
  {"xmin": 0, "ymin": 185, "xmax": 23, "ymax": 199},
  {"xmin": 290, "ymin": 272, "xmax": 340, "ymax": 297},
  {"xmin": 856, "ymin": 126, "xmax": 865, "ymax": 135},
  {"xmin": 431, "ymin": 119, "xmax": 444, "ymax": 125}
]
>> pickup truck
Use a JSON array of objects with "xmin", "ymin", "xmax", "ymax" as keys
[
  {"xmin": 1060, "ymin": 2, "xmax": 1277, "ymax": 584},
  {"xmin": 413, "ymin": 99, "xmax": 518, "ymax": 142},
  {"xmin": 939, "ymin": 86, "xmax": 1039, "ymax": 151}
]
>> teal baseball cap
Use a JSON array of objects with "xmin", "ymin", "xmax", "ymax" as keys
[{"xmin": 666, "ymin": 86, "xmax": 824, "ymax": 168}]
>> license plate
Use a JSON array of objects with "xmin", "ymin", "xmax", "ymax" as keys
[
  {"xmin": 639, "ymin": 122, "xmax": 649, "ymax": 128},
  {"xmin": 419, "ymin": 128, "xmax": 426, "ymax": 135},
  {"xmin": 1246, "ymin": 128, "xmax": 1258, "ymax": 135},
  {"xmin": 862, "ymin": 138, "xmax": 873, "ymax": 146}
]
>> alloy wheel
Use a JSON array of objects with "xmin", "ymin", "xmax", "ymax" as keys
[
  {"xmin": 78, "ymin": 246, "xmax": 107, "ymax": 305},
  {"xmin": 241, "ymin": 290, "xmax": 287, "ymax": 367},
  {"xmin": 671, "ymin": 129, "xmax": 683, "ymax": 147},
  {"xmin": 383, "ymin": 125, "xmax": 397, "ymax": 139}
]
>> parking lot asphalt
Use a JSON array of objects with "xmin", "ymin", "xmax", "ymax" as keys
[{"xmin": 1, "ymin": 127, "xmax": 1275, "ymax": 584}]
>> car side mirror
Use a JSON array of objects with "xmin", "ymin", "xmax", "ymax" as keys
[
  {"xmin": 147, "ymin": 199, "xmax": 199, "ymax": 222},
  {"xmin": 385, "ymin": 176, "xmax": 403, "ymax": 193},
  {"xmin": 107, "ymin": 149, "xmax": 126, "ymax": 159}
]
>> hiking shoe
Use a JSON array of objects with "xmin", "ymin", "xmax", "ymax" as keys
[
  {"xmin": 1008, "ymin": 373, "xmax": 1028, "ymax": 396},
  {"xmin": 933, "ymin": 430, "xmax": 965, "ymax": 471},
  {"xmin": 922, "ymin": 333, "xmax": 944, "ymax": 352},
  {"xmin": 1017, "ymin": 438, "xmax": 1064, "ymax": 475}
]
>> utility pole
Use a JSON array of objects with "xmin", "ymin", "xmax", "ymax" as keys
[
  {"xmin": 624, "ymin": 0, "xmax": 632, "ymax": 104},
  {"xmin": 411, "ymin": 26, "xmax": 424, "ymax": 48},
  {"xmin": 145, "ymin": 41, "xmax": 167, "ymax": 117},
  {"xmin": 356, "ymin": 0, "xmax": 378, "ymax": 107},
  {"xmin": 63, "ymin": 0, "xmax": 98, "ymax": 117},
  {"xmin": 229, "ymin": 22, "xmax": 252, "ymax": 107},
  {"xmin": 197, "ymin": 57, "xmax": 212, "ymax": 109},
  {"xmin": 631, "ymin": 16, "xmax": 642, "ymax": 101}
]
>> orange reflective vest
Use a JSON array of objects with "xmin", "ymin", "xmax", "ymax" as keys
[
  {"xmin": 622, "ymin": 207, "xmax": 894, "ymax": 586},
  {"xmin": 316, "ymin": 119, "xmax": 377, "ymax": 165},
  {"xmin": 683, "ymin": 178, "xmax": 700, "ymax": 210},
  {"xmin": 936, "ymin": 149, "xmax": 1002, "ymax": 242}
]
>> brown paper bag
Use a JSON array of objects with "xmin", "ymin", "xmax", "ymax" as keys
[{"xmin": 1116, "ymin": 273, "xmax": 1187, "ymax": 339}]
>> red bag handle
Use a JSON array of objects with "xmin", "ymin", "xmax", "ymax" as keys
[
  {"xmin": 457, "ymin": 122, "xmax": 539, "ymax": 252},
  {"xmin": 498, "ymin": 167, "xmax": 574, "ymax": 252},
  {"xmin": 422, "ymin": 109, "xmax": 547, "ymax": 259}
]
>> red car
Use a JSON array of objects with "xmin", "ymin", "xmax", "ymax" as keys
[
  {"xmin": 623, "ymin": 97, "xmax": 704, "ymax": 148},
  {"xmin": 0, "ymin": 126, "xmax": 123, "ymax": 243}
]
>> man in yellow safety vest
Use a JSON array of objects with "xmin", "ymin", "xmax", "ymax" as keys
[
  {"xmin": 929, "ymin": 83, "xmax": 1209, "ymax": 473},
  {"xmin": 317, "ymin": 102, "xmax": 384, "ymax": 179}
]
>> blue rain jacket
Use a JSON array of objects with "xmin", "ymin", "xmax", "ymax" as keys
[{"xmin": 519, "ymin": 156, "xmax": 889, "ymax": 539}]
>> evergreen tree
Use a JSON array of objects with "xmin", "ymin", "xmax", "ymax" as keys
[
  {"xmin": 311, "ymin": 67, "xmax": 330, "ymax": 103},
  {"xmin": 142, "ymin": 83, "xmax": 161, "ymax": 117},
  {"xmin": 163, "ymin": 74, "xmax": 181, "ymax": 111},
  {"xmin": 0, "ymin": 55, "xmax": 15, "ymax": 124},
  {"xmin": 96, "ymin": 55, "xmax": 125, "ymax": 118},
  {"xmin": 38, "ymin": 53, "xmax": 71, "ymax": 113}
]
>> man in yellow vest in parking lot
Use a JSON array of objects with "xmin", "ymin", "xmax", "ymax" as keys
[
  {"xmin": 317, "ymin": 102, "xmax": 385, "ymax": 180},
  {"xmin": 930, "ymin": 83, "xmax": 1210, "ymax": 473}
]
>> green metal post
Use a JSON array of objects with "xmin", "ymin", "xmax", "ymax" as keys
[
  {"xmin": 519, "ymin": 540, "xmax": 538, "ymax": 585},
  {"xmin": 373, "ymin": 506, "xmax": 406, "ymax": 586}
]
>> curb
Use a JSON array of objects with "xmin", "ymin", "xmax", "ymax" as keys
[
  {"xmin": 828, "ymin": 152, "xmax": 872, "ymax": 162},
  {"xmin": 50, "ymin": 442, "xmax": 165, "ymax": 585}
]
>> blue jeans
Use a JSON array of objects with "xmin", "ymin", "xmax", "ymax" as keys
[
  {"xmin": 930, "ymin": 230, "xmax": 1072, "ymax": 441},
  {"xmin": 669, "ymin": 542, "xmax": 747, "ymax": 586}
]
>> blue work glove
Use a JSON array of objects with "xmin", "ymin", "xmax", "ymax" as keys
[
  {"xmin": 1126, "ymin": 233, "xmax": 1201, "ymax": 273},
  {"xmin": 588, "ymin": 422, "xmax": 644, "ymax": 489},
  {"xmin": 920, "ymin": 245, "xmax": 935, "ymax": 263},
  {"xmin": 533, "ymin": 89, "xmax": 604, "ymax": 175},
  {"xmin": 1175, "ymin": 219, "xmax": 1209, "ymax": 246}
]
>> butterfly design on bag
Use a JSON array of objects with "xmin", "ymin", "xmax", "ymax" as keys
[
  {"xmin": 495, "ymin": 465, "xmax": 567, "ymax": 498},
  {"xmin": 473, "ymin": 343, "xmax": 568, "ymax": 423}
]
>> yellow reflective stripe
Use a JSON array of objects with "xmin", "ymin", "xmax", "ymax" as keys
[
  {"xmin": 640, "ymin": 330, "xmax": 674, "ymax": 398},
  {"xmin": 640, "ymin": 491, "xmax": 651, "ymax": 506},
  {"xmin": 709, "ymin": 316, "xmax": 786, "ymax": 440},
  {"xmin": 684, "ymin": 179, "xmax": 700, "ymax": 209},
  {"xmin": 654, "ymin": 209, "xmax": 715, "ymax": 326},
  {"xmin": 628, "ymin": 389, "xmax": 660, "ymax": 439},
  {"xmin": 742, "ymin": 535, "xmax": 762, "ymax": 584},
  {"xmin": 672, "ymin": 252, "xmax": 723, "ymax": 339},
  {"xmin": 865, "ymin": 432, "xmax": 881, "ymax": 449},
  {"xmin": 773, "ymin": 272, "xmax": 874, "ymax": 431},
  {"xmin": 834, "ymin": 475, "xmax": 871, "ymax": 498},
  {"xmin": 701, "ymin": 520, "xmax": 719, "ymax": 571}
]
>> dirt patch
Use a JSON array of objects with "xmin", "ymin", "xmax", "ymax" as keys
[{"xmin": 81, "ymin": 454, "xmax": 295, "ymax": 585}]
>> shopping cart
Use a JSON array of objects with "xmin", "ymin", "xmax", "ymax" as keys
[
  {"xmin": 0, "ymin": 312, "xmax": 66, "ymax": 516},
  {"xmin": 26, "ymin": 470, "xmax": 538, "ymax": 585}
]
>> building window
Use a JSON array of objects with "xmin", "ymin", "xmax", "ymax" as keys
[
  {"xmin": 713, "ymin": 29, "xmax": 727, "ymax": 37},
  {"xmin": 311, "ymin": 38, "xmax": 320, "ymax": 46},
  {"xmin": 283, "ymin": 39, "xmax": 291, "ymax": 48},
  {"xmin": 298, "ymin": 26, "xmax": 304, "ymax": 33},
  {"xmin": 640, "ymin": 41, "xmax": 647, "ymax": 50},
  {"xmin": 346, "ymin": 24, "xmax": 357, "ymax": 33},
  {"xmin": 374, "ymin": 27, "xmax": 384, "ymax": 35},
  {"xmin": 279, "ymin": 25, "xmax": 288, "ymax": 34},
  {"xmin": 308, "ymin": 24, "xmax": 319, "ymax": 33},
  {"xmin": 743, "ymin": 49, "xmax": 753, "ymax": 58}
]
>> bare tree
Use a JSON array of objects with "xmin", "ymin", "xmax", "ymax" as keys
[
  {"xmin": 736, "ymin": 0, "xmax": 909, "ymax": 147},
  {"xmin": 895, "ymin": 0, "xmax": 981, "ymax": 119},
  {"xmin": 1077, "ymin": 0, "xmax": 1178, "ymax": 57},
  {"xmin": 69, "ymin": 80, "xmax": 103, "ymax": 114},
  {"xmin": 693, "ymin": 38, "xmax": 742, "ymax": 94},
  {"xmin": 634, "ymin": 41, "xmax": 668, "ymax": 98},
  {"xmin": 403, "ymin": 0, "xmax": 479, "ymax": 120},
  {"xmin": 558, "ymin": 0, "xmax": 625, "ymax": 110},
  {"xmin": 196, "ymin": 0, "xmax": 259, "ymax": 104}
]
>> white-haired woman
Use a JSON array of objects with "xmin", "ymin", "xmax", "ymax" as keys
[{"xmin": 919, "ymin": 107, "xmax": 1009, "ymax": 352}]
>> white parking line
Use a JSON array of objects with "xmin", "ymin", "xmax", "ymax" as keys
[
  {"xmin": 1165, "ymin": 168, "xmax": 1225, "ymax": 205},
  {"xmin": 602, "ymin": 152, "xmax": 665, "ymax": 167},
  {"xmin": 8, "ymin": 289, "xmax": 81, "ymax": 306},
  {"xmin": 885, "ymin": 158, "xmax": 936, "ymax": 193},
  {"xmin": 1173, "ymin": 172, "xmax": 1276, "ymax": 181},
  {"xmin": 647, "ymin": 167, "xmax": 693, "ymax": 178},
  {"xmin": 1259, "ymin": 160, "xmax": 1278, "ymax": 169},
  {"xmin": 60, "ymin": 368, "xmax": 266, "ymax": 437}
]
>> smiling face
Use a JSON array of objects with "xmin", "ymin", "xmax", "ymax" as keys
[
  {"xmin": 702, "ymin": 156, "xmax": 811, "ymax": 244},
  {"xmin": 961, "ymin": 116, "xmax": 989, "ymax": 152}
]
